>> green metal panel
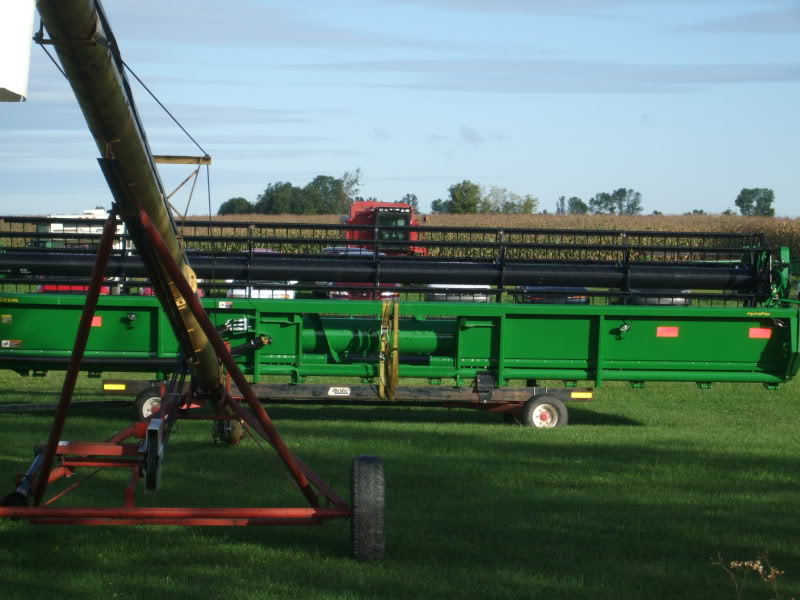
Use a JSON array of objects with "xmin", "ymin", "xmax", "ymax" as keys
[
  {"xmin": 0, "ymin": 294, "xmax": 172, "ymax": 360},
  {"xmin": 1, "ymin": 293, "xmax": 797, "ymax": 387}
]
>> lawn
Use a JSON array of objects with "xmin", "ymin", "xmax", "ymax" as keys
[{"xmin": 0, "ymin": 371, "xmax": 797, "ymax": 600}]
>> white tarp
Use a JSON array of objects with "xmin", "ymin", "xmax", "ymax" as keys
[{"xmin": 0, "ymin": 0, "xmax": 36, "ymax": 102}]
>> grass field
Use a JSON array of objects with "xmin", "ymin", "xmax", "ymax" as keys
[{"xmin": 0, "ymin": 371, "xmax": 798, "ymax": 600}]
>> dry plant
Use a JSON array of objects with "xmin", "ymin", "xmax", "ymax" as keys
[
  {"xmin": 3, "ymin": 213, "xmax": 800, "ymax": 256},
  {"xmin": 712, "ymin": 552, "xmax": 793, "ymax": 600}
]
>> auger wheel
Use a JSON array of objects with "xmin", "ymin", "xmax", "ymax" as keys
[
  {"xmin": 1, "ymin": 492, "xmax": 28, "ymax": 508},
  {"xmin": 350, "ymin": 455, "xmax": 385, "ymax": 561},
  {"xmin": 134, "ymin": 387, "xmax": 163, "ymax": 421}
]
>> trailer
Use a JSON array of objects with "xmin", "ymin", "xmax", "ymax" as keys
[{"xmin": 1, "ymin": 225, "xmax": 798, "ymax": 426}]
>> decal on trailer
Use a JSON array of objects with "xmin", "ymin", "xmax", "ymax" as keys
[
  {"xmin": 1, "ymin": 314, "xmax": 11, "ymax": 324},
  {"xmin": 218, "ymin": 301, "xmax": 233, "ymax": 309},
  {"xmin": 656, "ymin": 326, "xmax": 680, "ymax": 338},
  {"xmin": 328, "ymin": 387, "xmax": 351, "ymax": 397},
  {"xmin": 748, "ymin": 328, "xmax": 772, "ymax": 339},
  {"xmin": 1, "ymin": 339, "xmax": 21, "ymax": 348}
]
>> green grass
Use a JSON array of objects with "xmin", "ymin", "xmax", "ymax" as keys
[{"xmin": 0, "ymin": 371, "xmax": 798, "ymax": 599}]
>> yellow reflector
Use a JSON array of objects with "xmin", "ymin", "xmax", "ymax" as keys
[
  {"xmin": 103, "ymin": 383, "xmax": 127, "ymax": 391},
  {"xmin": 570, "ymin": 391, "xmax": 593, "ymax": 399}
]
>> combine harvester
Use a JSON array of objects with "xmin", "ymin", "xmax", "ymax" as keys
[
  {"xmin": 0, "ymin": 0, "xmax": 798, "ymax": 559},
  {"xmin": 0, "ymin": 0, "xmax": 385, "ymax": 560}
]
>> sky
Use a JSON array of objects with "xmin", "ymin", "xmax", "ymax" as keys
[{"xmin": 0, "ymin": 0, "xmax": 798, "ymax": 217}]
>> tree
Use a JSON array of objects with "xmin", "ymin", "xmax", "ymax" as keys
[
  {"xmin": 448, "ymin": 180, "xmax": 482, "ymax": 214},
  {"xmin": 589, "ymin": 188, "xmax": 642, "ymax": 215},
  {"xmin": 615, "ymin": 188, "xmax": 642, "ymax": 215},
  {"xmin": 478, "ymin": 186, "xmax": 503, "ymax": 213},
  {"xmin": 342, "ymin": 168, "xmax": 362, "ymax": 204},
  {"xmin": 735, "ymin": 188, "xmax": 775, "ymax": 217},
  {"xmin": 398, "ymin": 193, "xmax": 419, "ymax": 211},
  {"xmin": 254, "ymin": 182, "xmax": 303, "ymax": 214},
  {"xmin": 519, "ymin": 195, "xmax": 538, "ymax": 214},
  {"xmin": 567, "ymin": 197, "xmax": 588, "ymax": 215},
  {"xmin": 555, "ymin": 196, "xmax": 567, "ymax": 215},
  {"xmin": 722, "ymin": 208, "xmax": 735, "ymax": 216},
  {"xmin": 303, "ymin": 175, "xmax": 348, "ymax": 214},
  {"xmin": 218, "ymin": 196, "xmax": 254, "ymax": 215},
  {"xmin": 430, "ymin": 198, "xmax": 450, "ymax": 214},
  {"xmin": 478, "ymin": 186, "xmax": 537, "ymax": 214},
  {"xmin": 684, "ymin": 209, "xmax": 705, "ymax": 215},
  {"xmin": 589, "ymin": 192, "xmax": 614, "ymax": 214}
]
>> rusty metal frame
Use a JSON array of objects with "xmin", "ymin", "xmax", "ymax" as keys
[{"xmin": 0, "ymin": 209, "xmax": 350, "ymax": 527}]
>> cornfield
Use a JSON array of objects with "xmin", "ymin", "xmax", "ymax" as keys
[
  {"xmin": 2, "ymin": 213, "xmax": 799, "ymax": 259},
  {"xmin": 204, "ymin": 213, "xmax": 800, "ymax": 257}
]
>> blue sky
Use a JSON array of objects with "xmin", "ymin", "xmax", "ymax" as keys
[{"xmin": 0, "ymin": 0, "xmax": 798, "ymax": 216}]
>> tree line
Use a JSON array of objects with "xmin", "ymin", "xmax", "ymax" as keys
[
  {"xmin": 218, "ymin": 170, "xmax": 363, "ymax": 216},
  {"xmin": 217, "ymin": 170, "xmax": 777, "ymax": 218},
  {"xmin": 429, "ymin": 181, "xmax": 538, "ymax": 214}
]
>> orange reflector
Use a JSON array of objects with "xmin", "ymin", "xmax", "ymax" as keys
[
  {"xmin": 748, "ymin": 328, "xmax": 771, "ymax": 339},
  {"xmin": 656, "ymin": 326, "xmax": 679, "ymax": 338},
  {"xmin": 91, "ymin": 316, "xmax": 102, "ymax": 327}
]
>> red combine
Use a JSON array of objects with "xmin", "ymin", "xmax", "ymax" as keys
[{"xmin": 344, "ymin": 201, "xmax": 427, "ymax": 256}]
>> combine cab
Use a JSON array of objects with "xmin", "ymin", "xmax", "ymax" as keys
[{"xmin": 343, "ymin": 201, "xmax": 427, "ymax": 255}]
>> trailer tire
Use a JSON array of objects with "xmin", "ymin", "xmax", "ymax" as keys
[
  {"xmin": 522, "ymin": 396, "xmax": 568, "ymax": 428},
  {"xmin": 351, "ymin": 455, "xmax": 385, "ymax": 561},
  {"xmin": 134, "ymin": 387, "xmax": 163, "ymax": 421}
]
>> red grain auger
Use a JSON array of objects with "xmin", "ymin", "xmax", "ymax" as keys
[{"xmin": 0, "ymin": 0, "xmax": 385, "ymax": 561}]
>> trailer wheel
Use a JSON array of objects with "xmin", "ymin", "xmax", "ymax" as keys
[
  {"xmin": 522, "ymin": 396, "xmax": 568, "ymax": 428},
  {"xmin": 134, "ymin": 387, "xmax": 163, "ymax": 420},
  {"xmin": 351, "ymin": 455, "xmax": 385, "ymax": 561}
]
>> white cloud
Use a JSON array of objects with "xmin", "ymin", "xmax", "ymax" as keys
[{"xmin": 282, "ymin": 58, "xmax": 800, "ymax": 94}]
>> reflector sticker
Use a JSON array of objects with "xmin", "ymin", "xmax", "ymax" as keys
[
  {"xmin": 218, "ymin": 301, "xmax": 233, "ymax": 309},
  {"xmin": 103, "ymin": 383, "xmax": 127, "ymax": 391},
  {"xmin": 1, "ymin": 340, "xmax": 21, "ymax": 348},
  {"xmin": 328, "ymin": 387, "xmax": 351, "ymax": 396},
  {"xmin": 656, "ymin": 326, "xmax": 679, "ymax": 338},
  {"xmin": 91, "ymin": 316, "xmax": 102, "ymax": 327},
  {"xmin": 748, "ymin": 328, "xmax": 772, "ymax": 339},
  {"xmin": 570, "ymin": 392, "xmax": 593, "ymax": 399},
  {"xmin": 1, "ymin": 314, "xmax": 11, "ymax": 324}
]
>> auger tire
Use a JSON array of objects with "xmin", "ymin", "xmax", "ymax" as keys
[
  {"xmin": 351, "ymin": 455, "xmax": 385, "ymax": 561},
  {"xmin": 134, "ymin": 387, "xmax": 163, "ymax": 421},
  {"xmin": 1, "ymin": 491, "xmax": 28, "ymax": 508}
]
